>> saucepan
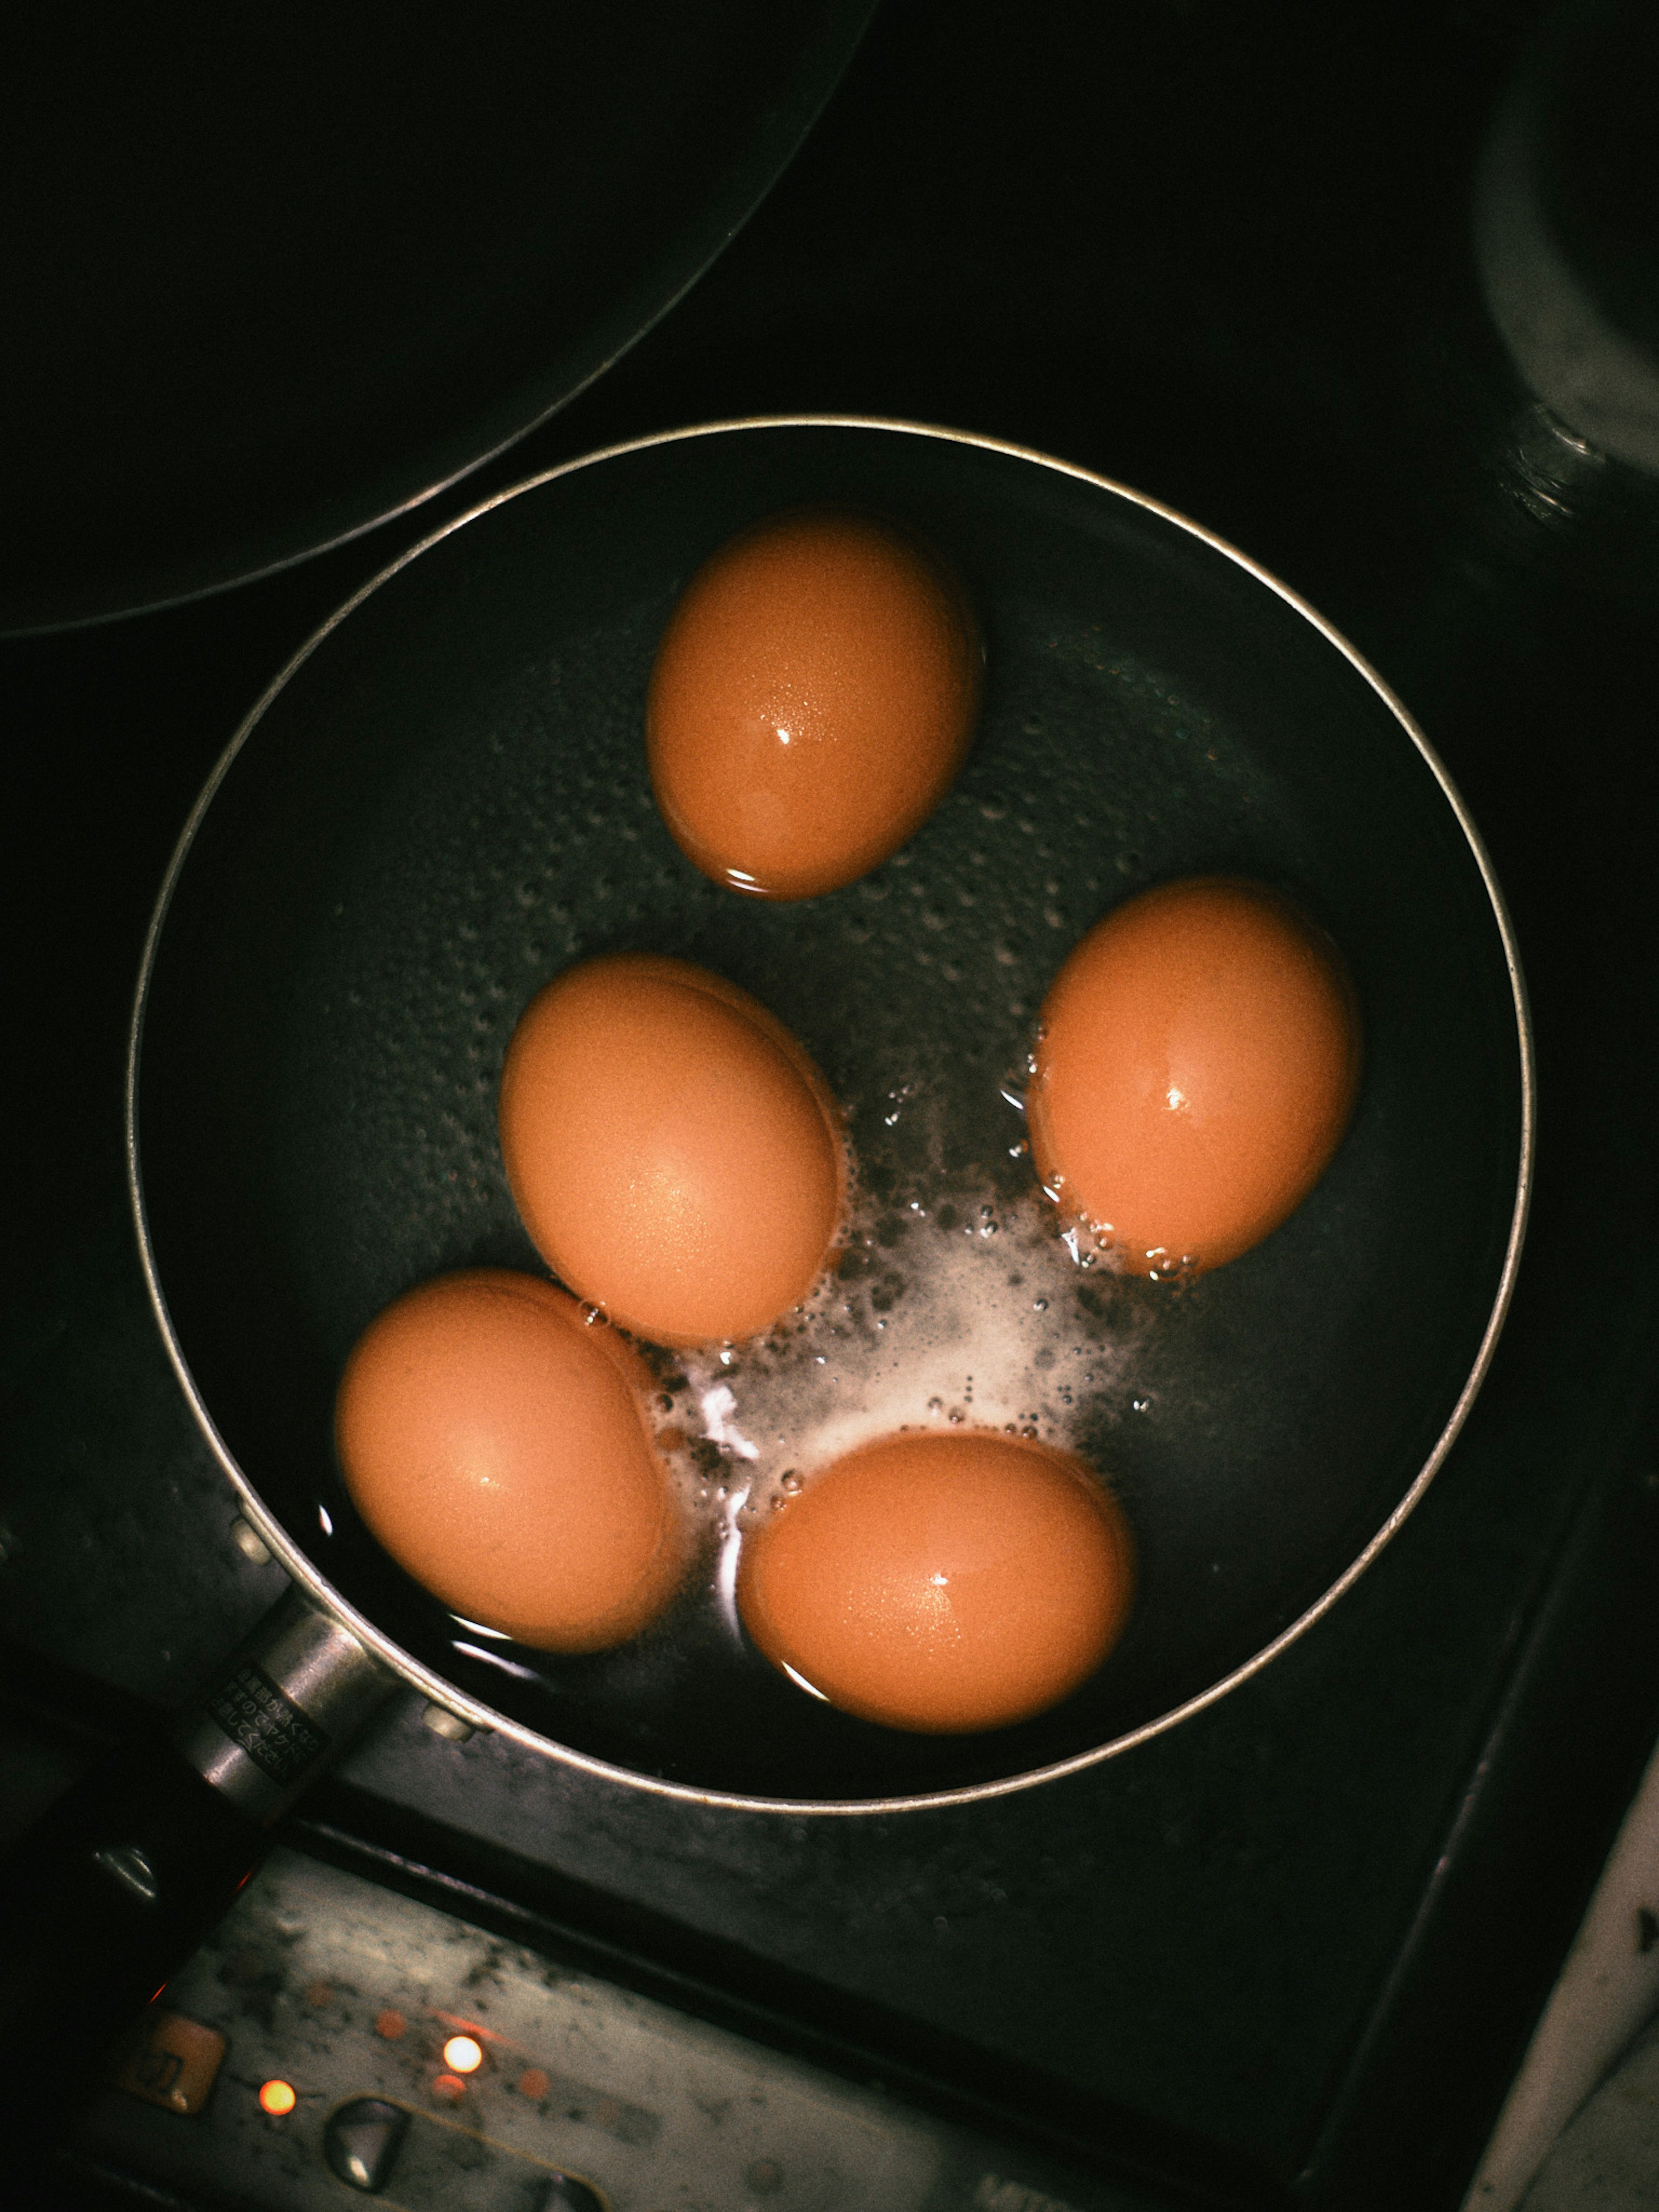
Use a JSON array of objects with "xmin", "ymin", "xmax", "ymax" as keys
[{"xmin": 0, "ymin": 419, "xmax": 1531, "ymax": 2123}]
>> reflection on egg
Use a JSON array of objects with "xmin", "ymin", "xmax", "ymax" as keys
[
  {"xmin": 646, "ymin": 506, "xmax": 982, "ymax": 901},
  {"xmin": 334, "ymin": 1270, "xmax": 684, "ymax": 1651},
  {"xmin": 499, "ymin": 953, "xmax": 845, "ymax": 1348},
  {"xmin": 737, "ymin": 1430, "xmax": 1134, "ymax": 1733},
  {"xmin": 1027, "ymin": 877, "xmax": 1361, "ymax": 1277}
]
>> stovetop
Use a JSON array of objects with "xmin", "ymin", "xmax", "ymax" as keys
[{"xmin": 4, "ymin": 4, "xmax": 1659, "ymax": 2208}]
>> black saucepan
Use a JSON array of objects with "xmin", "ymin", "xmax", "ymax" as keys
[
  {"xmin": 140, "ymin": 414, "xmax": 1531, "ymax": 1798},
  {"xmin": 0, "ymin": 2, "xmax": 875, "ymax": 634},
  {"xmin": 0, "ymin": 420, "xmax": 1531, "ymax": 2123}
]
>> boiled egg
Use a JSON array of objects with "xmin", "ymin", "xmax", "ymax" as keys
[
  {"xmin": 334, "ymin": 1269, "xmax": 685, "ymax": 1652},
  {"xmin": 646, "ymin": 506, "xmax": 982, "ymax": 901},
  {"xmin": 737, "ymin": 1430, "xmax": 1134, "ymax": 1732},
  {"xmin": 498, "ymin": 952, "xmax": 844, "ymax": 1347},
  {"xmin": 1027, "ymin": 877, "xmax": 1361, "ymax": 1277}
]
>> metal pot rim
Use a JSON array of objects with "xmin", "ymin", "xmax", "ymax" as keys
[{"xmin": 126, "ymin": 413, "xmax": 1536, "ymax": 1815}]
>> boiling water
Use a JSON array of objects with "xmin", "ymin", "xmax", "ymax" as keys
[{"xmin": 273, "ymin": 586, "xmax": 1289, "ymax": 1773}]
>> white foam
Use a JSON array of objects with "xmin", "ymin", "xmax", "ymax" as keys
[{"xmin": 668, "ymin": 1174, "xmax": 1148, "ymax": 1526}]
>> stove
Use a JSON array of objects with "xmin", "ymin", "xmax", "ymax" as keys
[{"xmin": 4, "ymin": 4, "xmax": 1659, "ymax": 2209}]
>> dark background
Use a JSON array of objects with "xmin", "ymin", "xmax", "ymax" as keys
[{"xmin": 4, "ymin": 3, "xmax": 1659, "ymax": 2206}]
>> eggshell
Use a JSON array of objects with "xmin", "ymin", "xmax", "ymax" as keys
[
  {"xmin": 647, "ymin": 506, "xmax": 982, "ymax": 900},
  {"xmin": 334, "ymin": 1268, "xmax": 685, "ymax": 1652},
  {"xmin": 1027, "ymin": 876, "xmax": 1361, "ymax": 1276},
  {"xmin": 737, "ymin": 1429, "xmax": 1135, "ymax": 1733},
  {"xmin": 499, "ymin": 953, "xmax": 845, "ymax": 1347}
]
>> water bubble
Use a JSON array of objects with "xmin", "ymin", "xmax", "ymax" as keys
[
  {"xmin": 1033, "ymin": 1297, "xmax": 1048, "ymax": 1312},
  {"xmin": 782, "ymin": 1471, "xmax": 803, "ymax": 1494}
]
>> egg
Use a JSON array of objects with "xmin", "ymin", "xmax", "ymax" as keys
[
  {"xmin": 737, "ymin": 1430, "xmax": 1134, "ymax": 1733},
  {"xmin": 498, "ymin": 952, "xmax": 845, "ymax": 1348},
  {"xmin": 646, "ymin": 506, "xmax": 982, "ymax": 901},
  {"xmin": 1027, "ymin": 877, "xmax": 1361, "ymax": 1277},
  {"xmin": 334, "ymin": 1270, "xmax": 685, "ymax": 1652}
]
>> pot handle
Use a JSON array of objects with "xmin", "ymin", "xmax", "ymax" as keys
[{"xmin": 0, "ymin": 1588, "xmax": 396, "ymax": 2147}]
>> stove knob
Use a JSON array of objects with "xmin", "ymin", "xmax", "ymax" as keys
[
  {"xmin": 322, "ymin": 2097, "xmax": 410, "ymax": 2192},
  {"xmin": 530, "ymin": 2175, "xmax": 607, "ymax": 2212}
]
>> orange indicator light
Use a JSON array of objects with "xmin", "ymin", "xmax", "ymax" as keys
[
  {"xmin": 432, "ymin": 2072, "xmax": 468, "ymax": 2102},
  {"xmin": 259, "ymin": 2079, "xmax": 297, "ymax": 2117},
  {"xmin": 442, "ymin": 2034, "xmax": 484, "ymax": 2074}
]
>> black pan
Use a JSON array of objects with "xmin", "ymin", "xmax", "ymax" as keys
[
  {"xmin": 137, "ymin": 416, "xmax": 1532, "ymax": 1807},
  {"xmin": 0, "ymin": 420, "xmax": 1532, "ymax": 2131},
  {"xmin": 0, "ymin": 2, "xmax": 875, "ymax": 635}
]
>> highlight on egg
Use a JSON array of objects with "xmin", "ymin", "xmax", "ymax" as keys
[
  {"xmin": 736, "ymin": 1429, "xmax": 1135, "ymax": 1733},
  {"xmin": 646, "ymin": 505, "xmax": 982, "ymax": 902},
  {"xmin": 334, "ymin": 1269, "xmax": 686, "ymax": 1652},
  {"xmin": 498, "ymin": 952, "xmax": 846, "ymax": 1348},
  {"xmin": 1026, "ymin": 876, "xmax": 1362, "ymax": 1278}
]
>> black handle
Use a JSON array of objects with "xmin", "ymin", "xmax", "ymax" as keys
[
  {"xmin": 0, "ymin": 1735, "xmax": 265, "ymax": 2138},
  {"xmin": 0, "ymin": 1587, "xmax": 397, "ymax": 2153}
]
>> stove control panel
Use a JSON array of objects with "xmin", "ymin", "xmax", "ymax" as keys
[{"xmin": 66, "ymin": 1847, "xmax": 1149, "ymax": 2212}]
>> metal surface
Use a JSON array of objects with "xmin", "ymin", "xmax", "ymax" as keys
[
  {"xmin": 175, "ymin": 1589, "xmax": 397, "ymax": 1824},
  {"xmin": 67, "ymin": 1846, "xmax": 1131, "ymax": 2212},
  {"xmin": 128, "ymin": 415, "xmax": 1532, "ymax": 1812}
]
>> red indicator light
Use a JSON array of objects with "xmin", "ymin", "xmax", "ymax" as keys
[
  {"xmin": 518, "ymin": 2067, "xmax": 551, "ymax": 2101},
  {"xmin": 432, "ymin": 2072, "xmax": 467, "ymax": 2102},
  {"xmin": 375, "ymin": 2009, "xmax": 407, "ymax": 2041},
  {"xmin": 442, "ymin": 2034, "xmax": 484, "ymax": 2074},
  {"xmin": 259, "ymin": 2079, "xmax": 297, "ymax": 2117}
]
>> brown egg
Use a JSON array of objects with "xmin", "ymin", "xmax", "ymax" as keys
[
  {"xmin": 737, "ymin": 1430, "xmax": 1135, "ymax": 1733},
  {"xmin": 1027, "ymin": 877, "xmax": 1361, "ymax": 1277},
  {"xmin": 334, "ymin": 1269, "xmax": 685, "ymax": 1652},
  {"xmin": 498, "ymin": 953, "xmax": 844, "ymax": 1348},
  {"xmin": 646, "ymin": 506, "xmax": 982, "ymax": 901}
]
